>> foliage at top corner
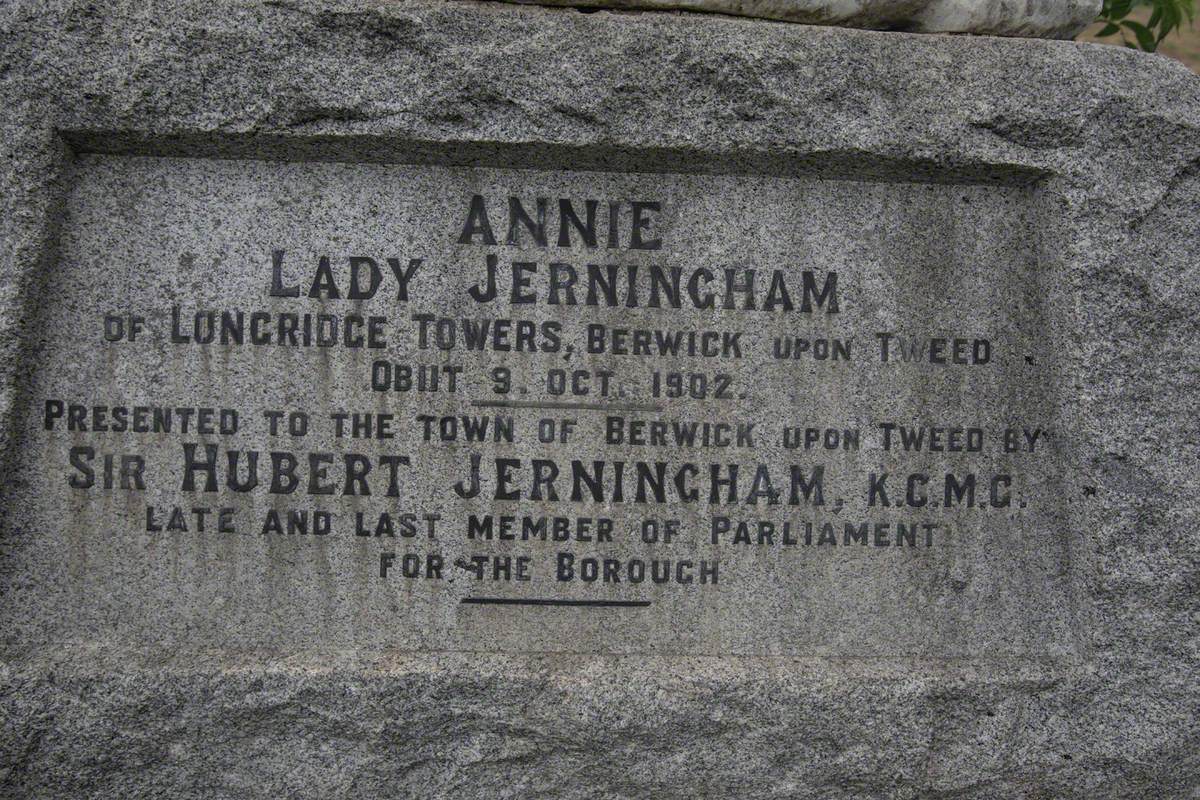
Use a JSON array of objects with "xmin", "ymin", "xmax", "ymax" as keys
[{"xmin": 1094, "ymin": 0, "xmax": 1195, "ymax": 52}]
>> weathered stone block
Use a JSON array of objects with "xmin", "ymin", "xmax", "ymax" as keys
[{"xmin": 1, "ymin": 1, "xmax": 1198, "ymax": 797}]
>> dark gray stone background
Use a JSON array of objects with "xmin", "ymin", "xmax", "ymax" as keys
[{"xmin": 1, "ymin": 1, "xmax": 1198, "ymax": 797}]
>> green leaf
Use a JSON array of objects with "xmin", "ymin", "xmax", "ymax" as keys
[
  {"xmin": 1092, "ymin": 0, "xmax": 1197, "ymax": 48},
  {"xmin": 1108, "ymin": 0, "xmax": 1135, "ymax": 20},
  {"xmin": 1159, "ymin": 2, "xmax": 1180, "ymax": 35},
  {"xmin": 1122, "ymin": 19, "xmax": 1159, "ymax": 50}
]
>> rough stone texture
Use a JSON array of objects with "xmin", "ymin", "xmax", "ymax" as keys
[
  {"xmin": 506, "ymin": 0, "xmax": 1101, "ymax": 39},
  {"xmin": 0, "ymin": 1, "xmax": 1199, "ymax": 798}
]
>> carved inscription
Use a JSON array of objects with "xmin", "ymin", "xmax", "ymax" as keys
[{"xmin": 23, "ymin": 156, "xmax": 1075, "ymax": 657}]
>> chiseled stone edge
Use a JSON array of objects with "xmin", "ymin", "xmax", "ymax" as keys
[{"xmin": 500, "ymin": 0, "xmax": 1102, "ymax": 38}]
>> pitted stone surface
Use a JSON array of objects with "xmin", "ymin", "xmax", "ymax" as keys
[{"xmin": 1, "ymin": 2, "xmax": 1199, "ymax": 799}]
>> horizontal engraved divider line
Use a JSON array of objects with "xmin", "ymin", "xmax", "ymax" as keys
[
  {"xmin": 470, "ymin": 399, "xmax": 663, "ymax": 412},
  {"xmin": 461, "ymin": 597, "xmax": 652, "ymax": 608}
]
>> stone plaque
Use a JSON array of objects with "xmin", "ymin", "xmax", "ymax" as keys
[{"xmin": 11, "ymin": 154, "xmax": 1074, "ymax": 657}]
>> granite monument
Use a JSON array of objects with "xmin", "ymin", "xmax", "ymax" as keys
[{"xmin": 1, "ymin": 0, "xmax": 1198, "ymax": 797}]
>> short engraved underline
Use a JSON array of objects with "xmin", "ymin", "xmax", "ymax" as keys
[
  {"xmin": 461, "ymin": 597, "xmax": 652, "ymax": 608},
  {"xmin": 470, "ymin": 399, "xmax": 663, "ymax": 412}
]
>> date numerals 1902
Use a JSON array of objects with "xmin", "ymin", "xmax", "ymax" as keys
[
  {"xmin": 651, "ymin": 371, "xmax": 734, "ymax": 400},
  {"xmin": 486, "ymin": 368, "xmax": 737, "ymax": 401}
]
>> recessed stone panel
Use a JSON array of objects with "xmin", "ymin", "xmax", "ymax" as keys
[{"xmin": 9, "ymin": 153, "xmax": 1074, "ymax": 658}]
